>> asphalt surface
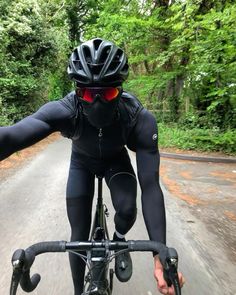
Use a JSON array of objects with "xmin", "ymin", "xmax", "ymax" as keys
[{"xmin": 0, "ymin": 137, "xmax": 235, "ymax": 295}]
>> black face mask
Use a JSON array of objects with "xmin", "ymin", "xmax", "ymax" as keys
[{"xmin": 81, "ymin": 94, "xmax": 120, "ymax": 128}]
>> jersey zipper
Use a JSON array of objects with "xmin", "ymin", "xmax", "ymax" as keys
[{"xmin": 98, "ymin": 128, "xmax": 103, "ymax": 159}]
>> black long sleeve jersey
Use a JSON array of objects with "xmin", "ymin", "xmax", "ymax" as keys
[{"xmin": 0, "ymin": 91, "xmax": 166, "ymax": 244}]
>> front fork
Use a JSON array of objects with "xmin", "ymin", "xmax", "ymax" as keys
[{"xmin": 84, "ymin": 255, "xmax": 111, "ymax": 295}]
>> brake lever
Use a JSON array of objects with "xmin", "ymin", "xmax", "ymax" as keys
[
  {"xmin": 12, "ymin": 249, "xmax": 25, "ymax": 272},
  {"xmin": 10, "ymin": 249, "xmax": 26, "ymax": 295},
  {"xmin": 160, "ymin": 247, "xmax": 179, "ymax": 287}
]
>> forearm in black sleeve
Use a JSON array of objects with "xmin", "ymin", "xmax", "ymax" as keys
[
  {"xmin": 0, "ymin": 116, "xmax": 53, "ymax": 161},
  {"xmin": 0, "ymin": 99, "xmax": 74, "ymax": 161},
  {"xmin": 134, "ymin": 109, "xmax": 166, "ymax": 244},
  {"xmin": 137, "ymin": 149, "xmax": 166, "ymax": 244}
]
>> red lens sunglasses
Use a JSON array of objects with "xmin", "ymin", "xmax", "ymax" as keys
[{"xmin": 77, "ymin": 87, "xmax": 120, "ymax": 103}]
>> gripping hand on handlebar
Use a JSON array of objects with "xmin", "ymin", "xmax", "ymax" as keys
[{"xmin": 154, "ymin": 254, "xmax": 185, "ymax": 295}]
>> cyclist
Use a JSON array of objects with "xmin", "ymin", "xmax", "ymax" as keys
[{"xmin": 0, "ymin": 38, "xmax": 184, "ymax": 295}]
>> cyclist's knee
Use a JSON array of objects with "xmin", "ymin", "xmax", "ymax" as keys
[
  {"xmin": 118, "ymin": 206, "xmax": 137, "ymax": 221},
  {"xmin": 115, "ymin": 207, "xmax": 137, "ymax": 233}
]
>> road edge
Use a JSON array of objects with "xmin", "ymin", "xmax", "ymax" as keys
[{"xmin": 160, "ymin": 152, "xmax": 236, "ymax": 163}]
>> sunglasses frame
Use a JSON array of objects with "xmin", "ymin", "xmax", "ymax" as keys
[{"xmin": 76, "ymin": 86, "xmax": 122, "ymax": 104}]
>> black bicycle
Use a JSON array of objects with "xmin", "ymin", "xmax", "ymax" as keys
[{"xmin": 10, "ymin": 175, "xmax": 181, "ymax": 295}]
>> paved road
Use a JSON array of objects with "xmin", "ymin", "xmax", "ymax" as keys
[{"xmin": 0, "ymin": 138, "xmax": 235, "ymax": 295}]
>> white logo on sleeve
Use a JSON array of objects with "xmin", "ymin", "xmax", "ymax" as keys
[{"xmin": 152, "ymin": 134, "xmax": 157, "ymax": 141}]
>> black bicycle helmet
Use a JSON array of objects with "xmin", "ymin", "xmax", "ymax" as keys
[{"xmin": 67, "ymin": 38, "xmax": 129, "ymax": 86}]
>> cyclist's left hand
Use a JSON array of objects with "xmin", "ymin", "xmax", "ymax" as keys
[{"xmin": 154, "ymin": 255, "xmax": 185, "ymax": 295}]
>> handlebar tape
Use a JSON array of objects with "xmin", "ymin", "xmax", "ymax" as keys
[
  {"xmin": 20, "ymin": 271, "xmax": 41, "ymax": 292},
  {"xmin": 26, "ymin": 241, "xmax": 66, "ymax": 256},
  {"xmin": 128, "ymin": 240, "xmax": 167, "ymax": 254},
  {"xmin": 19, "ymin": 241, "xmax": 66, "ymax": 292}
]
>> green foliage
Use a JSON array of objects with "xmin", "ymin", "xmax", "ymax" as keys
[
  {"xmin": 124, "ymin": 75, "xmax": 160, "ymax": 105},
  {"xmin": 158, "ymin": 123, "xmax": 236, "ymax": 154},
  {"xmin": 0, "ymin": 0, "xmax": 71, "ymax": 123},
  {"xmin": 0, "ymin": 97, "xmax": 15, "ymax": 125}
]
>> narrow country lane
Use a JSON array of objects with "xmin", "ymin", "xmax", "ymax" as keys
[{"xmin": 0, "ymin": 137, "xmax": 235, "ymax": 295}]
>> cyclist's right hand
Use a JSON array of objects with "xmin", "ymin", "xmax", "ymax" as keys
[{"xmin": 154, "ymin": 255, "xmax": 185, "ymax": 295}]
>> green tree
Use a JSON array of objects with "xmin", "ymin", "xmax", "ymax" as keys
[
  {"xmin": 84, "ymin": 0, "xmax": 236, "ymax": 129},
  {"xmin": 0, "ymin": 0, "xmax": 71, "ymax": 124},
  {"xmin": 187, "ymin": 1, "xmax": 236, "ymax": 129}
]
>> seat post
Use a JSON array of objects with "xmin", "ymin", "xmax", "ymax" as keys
[{"xmin": 97, "ymin": 175, "xmax": 103, "ymax": 206}]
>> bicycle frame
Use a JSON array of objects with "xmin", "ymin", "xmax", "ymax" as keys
[
  {"xmin": 83, "ymin": 175, "xmax": 113, "ymax": 295},
  {"xmin": 90, "ymin": 175, "xmax": 110, "ymax": 241}
]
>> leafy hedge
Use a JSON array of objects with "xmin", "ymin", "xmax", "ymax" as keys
[
  {"xmin": 0, "ymin": 0, "xmax": 72, "ymax": 125},
  {"xmin": 158, "ymin": 123, "xmax": 236, "ymax": 155}
]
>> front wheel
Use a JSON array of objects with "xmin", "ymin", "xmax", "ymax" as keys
[{"xmin": 109, "ymin": 269, "xmax": 114, "ymax": 293}]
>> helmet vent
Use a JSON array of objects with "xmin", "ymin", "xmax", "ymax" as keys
[
  {"xmin": 108, "ymin": 61, "xmax": 119, "ymax": 72},
  {"xmin": 90, "ymin": 64, "xmax": 103, "ymax": 75},
  {"xmin": 94, "ymin": 38, "xmax": 103, "ymax": 50},
  {"xmin": 83, "ymin": 46, "xmax": 92, "ymax": 63},
  {"xmin": 74, "ymin": 60, "xmax": 82, "ymax": 70},
  {"xmin": 114, "ymin": 49, "xmax": 123, "ymax": 61},
  {"xmin": 121, "ymin": 63, "xmax": 129, "ymax": 73},
  {"xmin": 100, "ymin": 46, "xmax": 111, "ymax": 63}
]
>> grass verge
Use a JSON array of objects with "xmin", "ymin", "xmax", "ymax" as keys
[{"xmin": 158, "ymin": 123, "xmax": 236, "ymax": 155}]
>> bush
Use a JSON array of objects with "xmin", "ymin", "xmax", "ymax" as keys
[
  {"xmin": 0, "ymin": 0, "xmax": 71, "ymax": 123},
  {"xmin": 0, "ymin": 97, "xmax": 15, "ymax": 125},
  {"xmin": 158, "ymin": 123, "xmax": 236, "ymax": 154}
]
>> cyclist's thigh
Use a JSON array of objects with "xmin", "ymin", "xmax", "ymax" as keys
[
  {"xmin": 66, "ymin": 154, "xmax": 95, "ymax": 234},
  {"xmin": 66, "ymin": 153, "xmax": 95, "ymax": 200},
  {"xmin": 105, "ymin": 149, "xmax": 137, "ymax": 209}
]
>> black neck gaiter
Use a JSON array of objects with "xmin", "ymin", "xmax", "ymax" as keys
[{"xmin": 81, "ymin": 95, "xmax": 120, "ymax": 128}]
